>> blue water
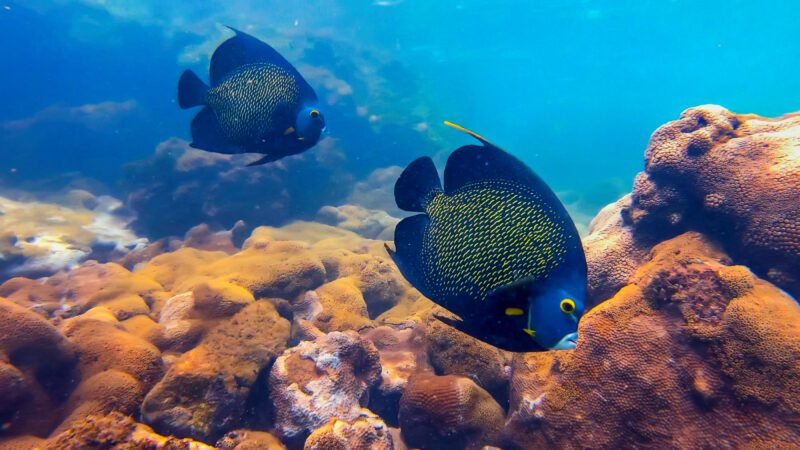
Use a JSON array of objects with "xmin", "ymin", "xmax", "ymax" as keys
[{"xmin": 1, "ymin": 0, "xmax": 798, "ymax": 224}]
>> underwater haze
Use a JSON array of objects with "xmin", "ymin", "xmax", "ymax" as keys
[
  {"xmin": 1, "ymin": 1, "xmax": 800, "ymax": 449},
  {"xmin": 3, "ymin": 1, "xmax": 799, "ymax": 210}
]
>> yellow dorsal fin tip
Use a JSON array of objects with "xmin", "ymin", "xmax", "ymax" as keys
[{"xmin": 443, "ymin": 120, "xmax": 491, "ymax": 145}]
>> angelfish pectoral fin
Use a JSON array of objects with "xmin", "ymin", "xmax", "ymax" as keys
[
  {"xmin": 283, "ymin": 127, "xmax": 295, "ymax": 135},
  {"xmin": 523, "ymin": 328, "xmax": 536, "ymax": 337},
  {"xmin": 246, "ymin": 154, "xmax": 281, "ymax": 166}
]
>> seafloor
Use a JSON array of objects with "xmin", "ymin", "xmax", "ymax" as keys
[{"xmin": 1, "ymin": 105, "xmax": 799, "ymax": 449}]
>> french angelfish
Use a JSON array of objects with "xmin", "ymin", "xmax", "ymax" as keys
[
  {"xmin": 178, "ymin": 27, "xmax": 325, "ymax": 166},
  {"xmin": 386, "ymin": 122, "xmax": 587, "ymax": 352}
]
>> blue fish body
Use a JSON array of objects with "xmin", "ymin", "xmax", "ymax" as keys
[
  {"xmin": 387, "ymin": 123, "xmax": 587, "ymax": 352},
  {"xmin": 178, "ymin": 27, "xmax": 325, "ymax": 166}
]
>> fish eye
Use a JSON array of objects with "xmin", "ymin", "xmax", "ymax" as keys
[
  {"xmin": 560, "ymin": 298, "xmax": 576, "ymax": 314},
  {"xmin": 310, "ymin": 109, "xmax": 320, "ymax": 118}
]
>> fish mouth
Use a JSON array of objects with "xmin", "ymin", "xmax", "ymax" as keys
[{"xmin": 550, "ymin": 332, "xmax": 579, "ymax": 350}]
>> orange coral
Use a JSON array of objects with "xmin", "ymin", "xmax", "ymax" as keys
[
  {"xmin": 504, "ymin": 232, "xmax": 800, "ymax": 449},
  {"xmin": 631, "ymin": 105, "xmax": 800, "ymax": 296}
]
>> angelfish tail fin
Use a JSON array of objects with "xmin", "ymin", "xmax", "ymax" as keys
[{"xmin": 394, "ymin": 156, "xmax": 442, "ymax": 212}]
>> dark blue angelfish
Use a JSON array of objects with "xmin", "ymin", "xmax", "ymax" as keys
[
  {"xmin": 178, "ymin": 27, "xmax": 325, "ymax": 166},
  {"xmin": 386, "ymin": 122, "xmax": 587, "ymax": 352}
]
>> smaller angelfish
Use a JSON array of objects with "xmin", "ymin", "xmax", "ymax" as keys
[
  {"xmin": 178, "ymin": 27, "xmax": 325, "ymax": 166},
  {"xmin": 386, "ymin": 122, "xmax": 587, "ymax": 352}
]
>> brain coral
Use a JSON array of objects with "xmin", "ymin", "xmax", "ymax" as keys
[
  {"xmin": 504, "ymin": 232, "xmax": 800, "ymax": 449},
  {"xmin": 398, "ymin": 374, "xmax": 505, "ymax": 450},
  {"xmin": 629, "ymin": 105, "xmax": 800, "ymax": 296}
]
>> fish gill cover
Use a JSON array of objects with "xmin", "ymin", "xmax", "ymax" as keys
[{"xmin": 0, "ymin": 1, "xmax": 799, "ymax": 449}]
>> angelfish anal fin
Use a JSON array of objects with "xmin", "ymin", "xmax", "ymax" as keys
[{"xmin": 433, "ymin": 310, "xmax": 470, "ymax": 333}]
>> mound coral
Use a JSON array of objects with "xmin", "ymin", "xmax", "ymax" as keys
[
  {"xmin": 141, "ymin": 301, "xmax": 290, "ymax": 442},
  {"xmin": 629, "ymin": 105, "xmax": 800, "ymax": 296},
  {"xmin": 504, "ymin": 232, "xmax": 800, "ymax": 449}
]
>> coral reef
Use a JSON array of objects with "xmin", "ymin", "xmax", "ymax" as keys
[
  {"xmin": 0, "ymin": 192, "xmax": 145, "ymax": 279},
  {"xmin": 628, "ymin": 105, "xmax": 800, "ymax": 296},
  {"xmin": 123, "ymin": 138, "xmax": 353, "ymax": 238},
  {"xmin": 1, "ymin": 105, "xmax": 799, "ymax": 449},
  {"xmin": 316, "ymin": 204, "xmax": 399, "ymax": 240}
]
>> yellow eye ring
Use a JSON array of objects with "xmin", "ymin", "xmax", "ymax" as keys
[
  {"xmin": 560, "ymin": 298, "xmax": 576, "ymax": 314},
  {"xmin": 310, "ymin": 109, "xmax": 320, "ymax": 118}
]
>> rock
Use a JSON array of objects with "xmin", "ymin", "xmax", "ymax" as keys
[
  {"xmin": 270, "ymin": 330, "xmax": 382, "ymax": 444},
  {"xmin": 46, "ymin": 412, "xmax": 214, "ymax": 449},
  {"xmin": 305, "ymin": 410, "xmax": 393, "ymax": 450},
  {"xmin": 123, "ymin": 137, "xmax": 352, "ymax": 238},
  {"xmin": 629, "ymin": 105, "xmax": 800, "ymax": 296},
  {"xmin": 216, "ymin": 429, "xmax": 286, "ymax": 450},
  {"xmin": 398, "ymin": 374, "xmax": 505, "ymax": 450},
  {"xmin": 504, "ymin": 232, "xmax": 800, "ymax": 449},
  {"xmin": 141, "ymin": 301, "xmax": 290, "ymax": 442}
]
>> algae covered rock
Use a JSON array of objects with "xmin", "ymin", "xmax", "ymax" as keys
[
  {"xmin": 269, "ymin": 329, "xmax": 382, "ymax": 444},
  {"xmin": 305, "ymin": 410, "xmax": 393, "ymax": 450},
  {"xmin": 142, "ymin": 301, "xmax": 290, "ymax": 442}
]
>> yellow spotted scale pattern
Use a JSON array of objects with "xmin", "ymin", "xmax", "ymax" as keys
[
  {"xmin": 421, "ymin": 178, "xmax": 570, "ymax": 304},
  {"xmin": 206, "ymin": 62, "xmax": 300, "ymax": 146}
]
